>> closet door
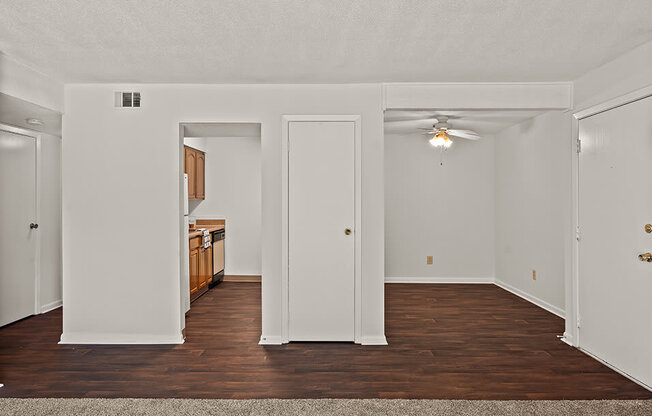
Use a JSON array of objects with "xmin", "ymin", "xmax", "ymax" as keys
[
  {"xmin": 288, "ymin": 121, "xmax": 355, "ymax": 341},
  {"xmin": 0, "ymin": 129, "xmax": 37, "ymax": 326}
]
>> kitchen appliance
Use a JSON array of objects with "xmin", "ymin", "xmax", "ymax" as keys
[
  {"xmin": 182, "ymin": 174, "xmax": 191, "ymax": 312},
  {"xmin": 210, "ymin": 229, "xmax": 225, "ymax": 287}
]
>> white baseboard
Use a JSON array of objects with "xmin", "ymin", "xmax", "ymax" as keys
[
  {"xmin": 59, "ymin": 332, "xmax": 184, "ymax": 345},
  {"xmin": 561, "ymin": 333, "xmax": 576, "ymax": 347},
  {"xmin": 360, "ymin": 335, "xmax": 388, "ymax": 345},
  {"xmin": 494, "ymin": 279, "xmax": 565, "ymax": 318},
  {"xmin": 41, "ymin": 299, "xmax": 62, "ymax": 314},
  {"xmin": 385, "ymin": 276, "xmax": 494, "ymax": 284},
  {"xmin": 258, "ymin": 335, "xmax": 283, "ymax": 345}
]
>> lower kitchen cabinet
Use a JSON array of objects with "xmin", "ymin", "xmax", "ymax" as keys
[
  {"xmin": 189, "ymin": 247, "xmax": 200, "ymax": 298},
  {"xmin": 189, "ymin": 236, "xmax": 213, "ymax": 303}
]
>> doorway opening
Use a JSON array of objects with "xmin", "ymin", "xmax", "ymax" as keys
[
  {"xmin": 0, "ymin": 92, "xmax": 62, "ymax": 331},
  {"xmin": 178, "ymin": 122, "xmax": 262, "ymax": 340}
]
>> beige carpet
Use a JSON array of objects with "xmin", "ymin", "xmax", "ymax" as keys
[{"xmin": 1, "ymin": 399, "xmax": 652, "ymax": 416}]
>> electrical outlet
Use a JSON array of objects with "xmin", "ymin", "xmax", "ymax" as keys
[
  {"xmin": 427, "ymin": 256, "xmax": 433, "ymax": 265},
  {"xmin": 532, "ymin": 270, "xmax": 537, "ymax": 280}
]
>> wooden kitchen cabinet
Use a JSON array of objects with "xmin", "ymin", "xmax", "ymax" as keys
[
  {"xmin": 196, "ymin": 151, "xmax": 205, "ymax": 199},
  {"xmin": 189, "ymin": 236, "xmax": 212, "ymax": 303},
  {"xmin": 189, "ymin": 247, "xmax": 200, "ymax": 298},
  {"xmin": 184, "ymin": 145, "xmax": 205, "ymax": 200}
]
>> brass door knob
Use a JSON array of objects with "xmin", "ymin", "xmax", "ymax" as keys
[
  {"xmin": 344, "ymin": 228, "xmax": 352, "ymax": 235},
  {"xmin": 646, "ymin": 224, "xmax": 652, "ymax": 233},
  {"xmin": 638, "ymin": 252, "xmax": 652, "ymax": 262}
]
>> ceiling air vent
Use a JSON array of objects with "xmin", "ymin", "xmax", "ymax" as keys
[{"xmin": 115, "ymin": 92, "xmax": 141, "ymax": 108}]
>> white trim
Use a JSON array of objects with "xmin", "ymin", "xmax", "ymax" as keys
[
  {"xmin": 281, "ymin": 115, "xmax": 362, "ymax": 344},
  {"xmin": 574, "ymin": 84, "xmax": 652, "ymax": 120},
  {"xmin": 41, "ymin": 299, "xmax": 62, "ymax": 314},
  {"xmin": 578, "ymin": 346, "xmax": 652, "ymax": 392},
  {"xmin": 34, "ymin": 134, "xmax": 42, "ymax": 316},
  {"xmin": 385, "ymin": 276, "xmax": 494, "ymax": 284},
  {"xmin": 258, "ymin": 335, "xmax": 283, "ymax": 345},
  {"xmin": 360, "ymin": 336, "xmax": 388, "ymax": 346},
  {"xmin": 495, "ymin": 279, "xmax": 565, "ymax": 318},
  {"xmin": 59, "ymin": 333, "xmax": 184, "ymax": 345}
]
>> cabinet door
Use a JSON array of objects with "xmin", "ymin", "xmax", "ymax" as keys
[
  {"xmin": 189, "ymin": 248, "xmax": 200, "ymax": 296},
  {"xmin": 184, "ymin": 147, "xmax": 197, "ymax": 199},
  {"xmin": 196, "ymin": 151, "xmax": 205, "ymax": 200},
  {"xmin": 198, "ymin": 247, "xmax": 208, "ymax": 289},
  {"xmin": 205, "ymin": 245, "xmax": 213, "ymax": 280}
]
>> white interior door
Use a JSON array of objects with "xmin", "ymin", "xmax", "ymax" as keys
[
  {"xmin": 578, "ymin": 95, "xmax": 652, "ymax": 388},
  {"xmin": 0, "ymin": 129, "xmax": 37, "ymax": 327},
  {"xmin": 288, "ymin": 121, "xmax": 355, "ymax": 341}
]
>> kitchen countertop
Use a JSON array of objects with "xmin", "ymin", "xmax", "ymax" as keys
[{"xmin": 189, "ymin": 225, "xmax": 224, "ymax": 239}]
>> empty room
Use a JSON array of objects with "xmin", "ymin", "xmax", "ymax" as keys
[{"xmin": 1, "ymin": 1, "xmax": 652, "ymax": 415}]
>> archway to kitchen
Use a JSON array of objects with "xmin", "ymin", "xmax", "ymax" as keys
[{"xmin": 178, "ymin": 122, "xmax": 262, "ymax": 342}]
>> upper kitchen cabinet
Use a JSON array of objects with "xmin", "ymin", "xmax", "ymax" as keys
[
  {"xmin": 184, "ymin": 145, "xmax": 205, "ymax": 200},
  {"xmin": 196, "ymin": 151, "xmax": 205, "ymax": 199}
]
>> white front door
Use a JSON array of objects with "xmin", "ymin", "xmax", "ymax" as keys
[
  {"xmin": 578, "ymin": 95, "xmax": 652, "ymax": 388},
  {"xmin": 288, "ymin": 121, "xmax": 355, "ymax": 341},
  {"xmin": 0, "ymin": 129, "xmax": 37, "ymax": 327}
]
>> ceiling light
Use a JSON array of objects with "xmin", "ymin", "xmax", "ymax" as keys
[
  {"xmin": 429, "ymin": 131, "xmax": 452, "ymax": 148},
  {"xmin": 25, "ymin": 118, "xmax": 44, "ymax": 126}
]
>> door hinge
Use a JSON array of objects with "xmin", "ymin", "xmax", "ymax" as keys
[
  {"xmin": 576, "ymin": 138, "xmax": 582, "ymax": 153},
  {"xmin": 576, "ymin": 226, "xmax": 581, "ymax": 241},
  {"xmin": 577, "ymin": 315, "xmax": 581, "ymax": 328}
]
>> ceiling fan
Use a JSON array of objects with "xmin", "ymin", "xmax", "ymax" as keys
[{"xmin": 419, "ymin": 116, "xmax": 481, "ymax": 148}]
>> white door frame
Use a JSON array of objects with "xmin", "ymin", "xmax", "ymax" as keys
[
  {"xmin": 0, "ymin": 122, "xmax": 42, "ymax": 317},
  {"xmin": 567, "ymin": 84, "xmax": 652, "ymax": 388},
  {"xmin": 281, "ymin": 115, "xmax": 362, "ymax": 344}
]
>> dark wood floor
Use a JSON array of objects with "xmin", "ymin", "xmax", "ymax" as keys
[{"xmin": 1, "ymin": 283, "xmax": 650, "ymax": 399}]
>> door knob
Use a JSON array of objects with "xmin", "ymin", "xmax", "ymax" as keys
[
  {"xmin": 344, "ymin": 228, "xmax": 352, "ymax": 235},
  {"xmin": 646, "ymin": 224, "xmax": 652, "ymax": 233},
  {"xmin": 29, "ymin": 223, "xmax": 39, "ymax": 229},
  {"xmin": 638, "ymin": 252, "xmax": 652, "ymax": 262}
]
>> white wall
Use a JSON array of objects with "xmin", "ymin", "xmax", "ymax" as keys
[
  {"xmin": 0, "ymin": 53, "xmax": 64, "ymax": 112},
  {"xmin": 574, "ymin": 40, "xmax": 652, "ymax": 110},
  {"xmin": 183, "ymin": 137, "xmax": 207, "ymax": 152},
  {"xmin": 61, "ymin": 84, "xmax": 385, "ymax": 344},
  {"xmin": 39, "ymin": 133, "xmax": 63, "ymax": 312},
  {"xmin": 385, "ymin": 133, "xmax": 494, "ymax": 282},
  {"xmin": 494, "ymin": 111, "xmax": 571, "ymax": 316},
  {"xmin": 190, "ymin": 137, "xmax": 262, "ymax": 276}
]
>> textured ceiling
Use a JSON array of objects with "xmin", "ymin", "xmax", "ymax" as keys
[
  {"xmin": 0, "ymin": 0, "xmax": 651, "ymax": 83},
  {"xmin": 384, "ymin": 110, "xmax": 545, "ymax": 136}
]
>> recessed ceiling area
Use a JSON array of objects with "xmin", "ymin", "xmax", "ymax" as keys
[
  {"xmin": 384, "ymin": 109, "xmax": 546, "ymax": 136},
  {"xmin": 0, "ymin": 0, "xmax": 651, "ymax": 83}
]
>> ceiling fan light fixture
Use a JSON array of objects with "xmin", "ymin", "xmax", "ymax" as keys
[{"xmin": 429, "ymin": 131, "xmax": 450, "ymax": 148}]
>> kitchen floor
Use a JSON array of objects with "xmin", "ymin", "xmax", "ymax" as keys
[{"xmin": 0, "ymin": 282, "xmax": 650, "ymax": 399}]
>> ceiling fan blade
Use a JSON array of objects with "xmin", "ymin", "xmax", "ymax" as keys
[{"xmin": 448, "ymin": 129, "xmax": 481, "ymax": 140}]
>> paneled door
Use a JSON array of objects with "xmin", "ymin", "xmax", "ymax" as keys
[
  {"xmin": 288, "ymin": 121, "xmax": 355, "ymax": 341},
  {"xmin": 578, "ymin": 94, "xmax": 652, "ymax": 388},
  {"xmin": 0, "ymin": 129, "xmax": 37, "ymax": 327}
]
